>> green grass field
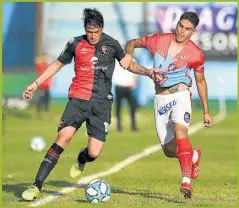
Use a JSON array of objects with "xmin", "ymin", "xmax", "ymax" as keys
[{"xmin": 2, "ymin": 102, "xmax": 237, "ymax": 207}]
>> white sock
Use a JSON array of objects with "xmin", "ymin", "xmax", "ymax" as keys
[
  {"xmin": 182, "ymin": 176, "xmax": 191, "ymax": 184},
  {"xmin": 192, "ymin": 149, "xmax": 199, "ymax": 163}
]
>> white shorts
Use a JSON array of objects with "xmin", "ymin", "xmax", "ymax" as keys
[{"xmin": 154, "ymin": 90, "xmax": 192, "ymax": 145}]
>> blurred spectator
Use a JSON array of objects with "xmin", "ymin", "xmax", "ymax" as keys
[
  {"xmin": 113, "ymin": 61, "xmax": 139, "ymax": 132},
  {"xmin": 35, "ymin": 53, "xmax": 53, "ymax": 119}
]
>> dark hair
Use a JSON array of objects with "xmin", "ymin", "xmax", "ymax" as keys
[
  {"xmin": 179, "ymin": 12, "xmax": 199, "ymax": 28},
  {"xmin": 83, "ymin": 8, "xmax": 104, "ymax": 28}
]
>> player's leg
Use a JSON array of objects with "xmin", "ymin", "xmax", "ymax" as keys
[
  {"xmin": 171, "ymin": 90, "xmax": 194, "ymax": 199},
  {"xmin": 174, "ymin": 123, "xmax": 193, "ymax": 199},
  {"xmin": 70, "ymin": 137, "xmax": 105, "ymax": 178},
  {"xmin": 154, "ymin": 95, "xmax": 175, "ymax": 155},
  {"xmin": 22, "ymin": 98, "xmax": 84, "ymax": 201},
  {"xmin": 22, "ymin": 127, "xmax": 76, "ymax": 201},
  {"xmin": 70, "ymin": 100, "xmax": 112, "ymax": 178},
  {"xmin": 36, "ymin": 127, "xmax": 76, "ymax": 186},
  {"xmin": 161, "ymin": 136, "xmax": 177, "ymax": 158},
  {"xmin": 173, "ymin": 91, "xmax": 201, "ymax": 180},
  {"xmin": 161, "ymin": 138, "xmax": 200, "ymax": 163}
]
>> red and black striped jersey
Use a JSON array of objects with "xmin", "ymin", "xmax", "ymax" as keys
[{"xmin": 58, "ymin": 33, "xmax": 125, "ymax": 101}]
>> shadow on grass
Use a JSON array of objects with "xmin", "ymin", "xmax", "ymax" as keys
[
  {"xmin": 111, "ymin": 187, "xmax": 185, "ymax": 204},
  {"xmin": 3, "ymin": 183, "xmax": 186, "ymax": 205},
  {"xmin": 2, "ymin": 180, "xmax": 81, "ymax": 201},
  {"xmin": 75, "ymin": 199, "xmax": 89, "ymax": 204}
]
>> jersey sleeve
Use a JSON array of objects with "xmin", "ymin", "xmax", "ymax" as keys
[
  {"xmin": 140, "ymin": 33, "xmax": 159, "ymax": 56},
  {"xmin": 57, "ymin": 38, "xmax": 75, "ymax": 64},
  {"xmin": 192, "ymin": 52, "xmax": 205, "ymax": 73},
  {"xmin": 114, "ymin": 40, "xmax": 125, "ymax": 62}
]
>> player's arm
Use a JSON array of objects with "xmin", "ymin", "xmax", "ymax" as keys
[
  {"xmin": 35, "ymin": 61, "xmax": 64, "ymax": 86},
  {"xmin": 125, "ymin": 38, "xmax": 145, "ymax": 55},
  {"xmin": 122, "ymin": 37, "xmax": 152, "ymax": 75},
  {"xmin": 115, "ymin": 38, "xmax": 153, "ymax": 76},
  {"xmin": 124, "ymin": 36, "xmax": 157, "ymax": 76},
  {"xmin": 194, "ymin": 70, "xmax": 214, "ymax": 128},
  {"xmin": 23, "ymin": 39, "xmax": 74, "ymax": 100},
  {"xmin": 194, "ymin": 71, "xmax": 209, "ymax": 113},
  {"xmin": 127, "ymin": 60, "xmax": 151, "ymax": 76}
]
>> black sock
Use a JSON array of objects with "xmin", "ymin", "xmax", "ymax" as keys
[
  {"xmin": 34, "ymin": 180, "xmax": 43, "ymax": 191},
  {"xmin": 34, "ymin": 143, "xmax": 64, "ymax": 190},
  {"xmin": 77, "ymin": 148, "xmax": 95, "ymax": 164}
]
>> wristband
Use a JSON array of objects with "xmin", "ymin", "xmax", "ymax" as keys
[{"xmin": 35, "ymin": 81, "xmax": 39, "ymax": 87}]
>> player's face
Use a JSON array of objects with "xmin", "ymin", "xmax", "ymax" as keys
[
  {"xmin": 175, "ymin": 19, "xmax": 196, "ymax": 43},
  {"xmin": 85, "ymin": 25, "xmax": 103, "ymax": 45}
]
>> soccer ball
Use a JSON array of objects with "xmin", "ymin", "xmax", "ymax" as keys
[
  {"xmin": 85, "ymin": 179, "xmax": 111, "ymax": 203},
  {"xmin": 30, "ymin": 136, "xmax": 46, "ymax": 152}
]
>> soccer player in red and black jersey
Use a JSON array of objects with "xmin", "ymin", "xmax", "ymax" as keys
[
  {"xmin": 21, "ymin": 8, "xmax": 153, "ymax": 201},
  {"xmin": 124, "ymin": 12, "xmax": 214, "ymax": 199}
]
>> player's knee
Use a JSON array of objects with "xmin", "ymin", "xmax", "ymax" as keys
[
  {"xmin": 56, "ymin": 136, "xmax": 71, "ymax": 147},
  {"xmin": 87, "ymin": 137, "xmax": 104, "ymax": 159},
  {"xmin": 162, "ymin": 145, "xmax": 177, "ymax": 158},
  {"xmin": 56, "ymin": 133, "xmax": 72, "ymax": 147},
  {"xmin": 163, "ymin": 149, "xmax": 176, "ymax": 158},
  {"xmin": 56, "ymin": 127, "xmax": 75, "ymax": 146},
  {"xmin": 87, "ymin": 149, "xmax": 100, "ymax": 159},
  {"xmin": 174, "ymin": 124, "xmax": 188, "ymax": 138}
]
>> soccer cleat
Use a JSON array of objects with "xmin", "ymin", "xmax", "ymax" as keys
[
  {"xmin": 70, "ymin": 162, "xmax": 85, "ymax": 179},
  {"xmin": 191, "ymin": 148, "xmax": 202, "ymax": 179},
  {"xmin": 22, "ymin": 185, "xmax": 40, "ymax": 201},
  {"xmin": 180, "ymin": 182, "xmax": 192, "ymax": 199}
]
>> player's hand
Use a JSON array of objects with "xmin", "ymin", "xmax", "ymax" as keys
[
  {"xmin": 203, "ymin": 113, "xmax": 214, "ymax": 128},
  {"xmin": 22, "ymin": 82, "xmax": 38, "ymax": 101},
  {"xmin": 148, "ymin": 68, "xmax": 160, "ymax": 78},
  {"xmin": 148, "ymin": 68, "xmax": 167, "ymax": 86},
  {"xmin": 120, "ymin": 54, "xmax": 132, "ymax": 69}
]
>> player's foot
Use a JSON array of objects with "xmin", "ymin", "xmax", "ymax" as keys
[
  {"xmin": 70, "ymin": 162, "xmax": 85, "ymax": 179},
  {"xmin": 180, "ymin": 182, "xmax": 192, "ymax": 199},
  {"xmin": 22, "ymin": 185, "xmax": 40, "ymax": 201},
  {"xmin": 191, "ymin": 148, "xmax": 202, "ymax": 179}
]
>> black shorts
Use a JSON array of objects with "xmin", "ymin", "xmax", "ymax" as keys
[{"xmin": 57, "ymin": 98, "xmax": 112, "ymax": 142}]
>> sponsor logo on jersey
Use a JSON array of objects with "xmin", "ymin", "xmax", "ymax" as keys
[
  {"xmin": 90, "ymin": 56, "xmax": 99, "ymax": 65},
  {"xmin": 158, "ymin": 100, "xmax": 177, "ymax": 115},
  {"xmin": 168, "ymin": 63, "xmax": 177, "ymax": 71},
  {"xmin": 80, "ymin": 66, "xmax": 108, "ymax": 71},
  {"xmin": 101, "ymin": 45, "xmax": 109, "ymax": 55},
  {"xmin": 107, "ymin": 94, "xmax": 113, "ymax": 100},
  {"xmin": 80, "ymin": 48, "xmax": 88, "ymax": 54},
  {"xmin": 184, "ymin": 112, "xmax": 191, "ymax": 123}
]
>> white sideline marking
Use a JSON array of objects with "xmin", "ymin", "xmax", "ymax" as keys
[{"xmin": 30, "ymin": 111, "xmax": 226, "ymax": 207}]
